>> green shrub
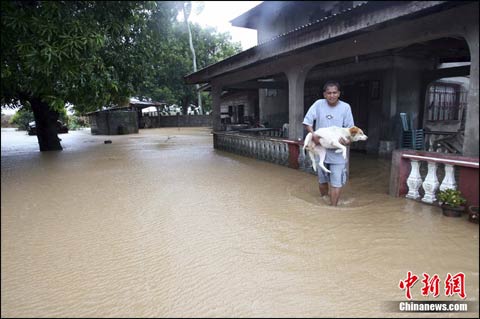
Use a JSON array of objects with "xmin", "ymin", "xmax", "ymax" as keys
[
  {"xmin": 9, "ymin": 109, "xmax": 34, "ymax": 130},
  {"xmin": 437, "ymin": 189, "xmax": 466, "ymax": 207},
  {"xmin": 67, "ymin": 115, "xmax": 89, "ymax": 130}
]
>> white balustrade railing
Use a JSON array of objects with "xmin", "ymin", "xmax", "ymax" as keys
[
  {"xmin": 402, "ymin": 153, "xmax": 479, "ymax": 204},
  {"xmin": 214, "ymin": 132, "xmax": 290, "ymax": 166},
  {"xmin": 422, "ymin": 161, "xmax": 439, "ymax": 203},
  {"xmin": 406, "ymin": 160, "xmax": 423, "ymax": 200}
]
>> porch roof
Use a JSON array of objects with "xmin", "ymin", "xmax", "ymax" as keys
[{"xmin": 184, "ymin": 1, "xmax": 462, "ymax": 85}]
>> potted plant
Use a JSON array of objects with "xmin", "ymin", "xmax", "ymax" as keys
[{"xmin": 437, "ymin": 189, "xmax": 466, "ymax": 217}]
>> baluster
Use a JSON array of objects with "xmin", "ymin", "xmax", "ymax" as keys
[
  {"xmin": 406, "ymin": 160, "xmax": 423, "ymax": 200},
  {"xmin": 258, "ymin": 140, "xmax": 263, "ymax": 160},
  {"xmin": 268, "ymin": 141, "xmax": 273, "ymax": 162},
  {"xmin": 422, "ymin": 161, "xmax": 439, "ymax": 203},
  {"xmin": 277, "ymin": 143, "xmax": 283, "ymax": 164},
  {"xmin": 273, "ymin": 142, "xmax": 279, "ymax": 163},
  {"xmin": 283, "ymin": 144, "xmax": 289, "ymax": 165},
  {"xmin": 266, "ymin": 141, "xmax": 272, "ymax": 162},
  {"xmin": 278, "ymin": 143, "xmax": 284, "ymax": 165},
  {"xmin": 439, "ymin": 164, "xmax": 457, "ymax": 191},
  {"xmin": 263, "ymin": 140, "xmax": 269, "ymax": 161},
  {"xmin": 270, "ymin": 142, "xmax": 275, "ymax": 162},
  {"xmin": 281, "ymin": 144, "xmax": 286, "ymax": 164},
  {"xmin": 272, "ymin": 142, "xmax": 277, "ymax": 163},
  {"xmin": 256, "ymin": 140, "xmax": 261, "ymax": 159},
  {"xmin": 271, "ymin": 141, "xmax": 276, "ymax": 162},
  {"xmin": 279, "ymin": 144, "xmax": 285, "ymax": 165}
]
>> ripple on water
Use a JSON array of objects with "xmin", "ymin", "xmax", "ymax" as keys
[
  {"xmin": 1, "ymin": 128, "xmax": 478, "ymax": 318},
  {"xmin": 287, "ymin": 180, "xmax": 378, "ymax": 210}
]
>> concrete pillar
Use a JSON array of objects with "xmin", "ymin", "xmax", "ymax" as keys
[
  {"xmin": 211, "ymin": 83, "xmax": 222, "ymax": 131},
  {"xmin": 285, "ymin": 65, "xmax": 313, "ymax": 140},
  {"xmin": 463, "ymin": 24, "xmax": 479, "ymax": 157}
]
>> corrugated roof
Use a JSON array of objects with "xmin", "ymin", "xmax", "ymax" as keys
[{"xmin": 255, "ymin": 1, "xmax": 368, "ymax": 47}]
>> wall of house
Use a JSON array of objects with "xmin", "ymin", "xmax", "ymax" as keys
[
  {"xmin": 259, "ymin": 88, "xmax": 288, "ymax": 128},
  {"xmin": 385, "ymin": 57, "xmax": 433, "ymax": 149},
  {"xmin": 90, "ymin": 111, "xmax": 139, "ymax": 135},
  {"xmin": 140, "ymin": 115, "xmax": 212, "ymax": 128},
  {"xmin": 156, "ymin": 115, "xmax": 212, "ymax": 127},
  {"xmin": 219, "ymin": 91, "xmax": 257, "ymax": 124}
]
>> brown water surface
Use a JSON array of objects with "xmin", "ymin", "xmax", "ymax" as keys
[{"xmin": 1, "ymin": 127, "xmax": 478, "ymax": 317}]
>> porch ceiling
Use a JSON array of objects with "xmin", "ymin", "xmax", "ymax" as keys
[
  {"xmin": 218, "ymin": 36, "xmax": 471, "ymax": 92},
  {"xmin": 391, "ymin": 38, "xmax": 470, "ymax": 63}
]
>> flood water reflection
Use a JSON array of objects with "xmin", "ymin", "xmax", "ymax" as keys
[{"xmin": 1, "ymin": 127, "xmax": 478, "ymax": 317}]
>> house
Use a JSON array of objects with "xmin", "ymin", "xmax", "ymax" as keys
[{"xmin": 184, "ymin": 1, "xmax": 478, "ymax": 157}]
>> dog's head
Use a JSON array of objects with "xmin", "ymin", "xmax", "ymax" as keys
[{"xmin": 349, "ymin": 126, "xmax": 368, "ymax": 141}]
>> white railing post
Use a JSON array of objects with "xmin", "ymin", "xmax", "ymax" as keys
[
  {"xmin": 439, "ymin": 164, "xmax": 457, "ymax": 191},
  {"xmin": 422, "ymin": 161, "xmax": 439, "ymax": 203},
  {"xmin": 406, "ymin": 160, "xmax": 423, "ymax": 199}
]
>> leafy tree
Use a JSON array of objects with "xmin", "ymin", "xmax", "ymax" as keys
[
  {"xmin": 2, "ymin": 0, "xmax": 242, "ymax": 152},
  {"xmin": 10, "ymin": 107, "xmax": 68, "ymax": 130},
  {"xmin": 9, "ymin": 108, "xmax": 34, "ymax": 130},
  {"xmin": 1, "ymin": 1, "xmax": 179, "ymax": 151},
  {"xmin": 137, "ymin": 21, "xmax": 242, "ymax": 113}
]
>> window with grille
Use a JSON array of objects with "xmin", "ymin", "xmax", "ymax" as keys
[{"xmin": 427, "ymin": 82, "xmax": 467, "ymax": 122}]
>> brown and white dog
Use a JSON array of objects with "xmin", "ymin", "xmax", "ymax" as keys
[{"xmin": 303, "ymin": 126, "xmax": 368, "ymax": 173}]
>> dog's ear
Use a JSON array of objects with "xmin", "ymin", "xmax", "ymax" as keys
[{"xmin": 349, "ymin": 126, "xmax": 359, "ymax": 135}]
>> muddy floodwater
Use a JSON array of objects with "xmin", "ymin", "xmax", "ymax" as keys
[{"xmin": 1, "ymin": 127, "xmax": 478, "ymax": 318}]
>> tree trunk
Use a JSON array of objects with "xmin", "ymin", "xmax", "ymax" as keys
[
  {"xmin": 183, "ymin": 2, "xmax": 202, "ymax": 114},
  {"xmin": 30, "ymin": 97, "xmax": 63, "ymax": 151}
]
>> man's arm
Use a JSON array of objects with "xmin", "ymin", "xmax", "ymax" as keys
[
  {"xmin": 303, "ymin": 124, "xmax": 320, "ymax": 144},
  {"xmin": 339, "ymin": 136, "xmax": 351, "ymax": 146}
]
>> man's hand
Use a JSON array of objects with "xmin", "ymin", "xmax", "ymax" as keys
[
  {"xmin": 312, "ymin": 134, "xmax": 321, "ymax": 145},
  {"xmin": 339, "ymin": 137, "xmax": 350, "ymax": 146}
]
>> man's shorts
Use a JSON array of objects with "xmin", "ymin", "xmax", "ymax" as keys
[{"xmin": 317, "ymin": 162, "xmax": 348, "ymax": 187}]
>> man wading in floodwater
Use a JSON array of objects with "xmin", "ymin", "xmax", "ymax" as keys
[{"xmin": 302, "ymin": 81, "xmax": 355, "ymax": 206}]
